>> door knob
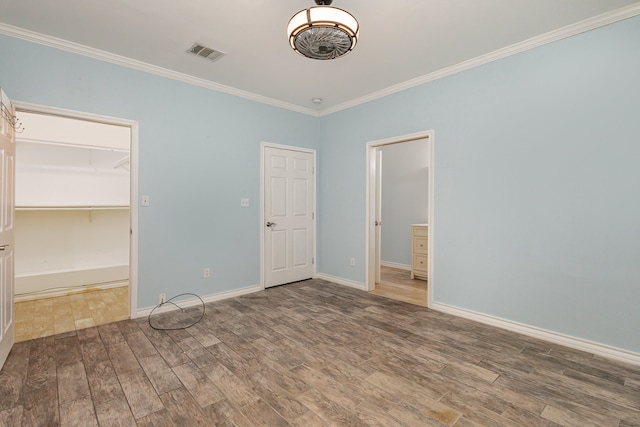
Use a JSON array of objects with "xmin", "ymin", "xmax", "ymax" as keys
[{"xmin": 266, "ymin": 222, "xmax": 276, "ymax": 227}]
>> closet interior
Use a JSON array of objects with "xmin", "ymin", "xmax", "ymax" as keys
[{"xmin": 14, "ymin": 112, "xmax": 131, "ymax": 303}]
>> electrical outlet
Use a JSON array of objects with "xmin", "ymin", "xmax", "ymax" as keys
[
  {"xmin": 204, "ymin": 268, "xmax": 211, "ymax": 278},
  {"xmin": 240, "ymin": 198, "xmax": 249, "ymax": 207},
  {"xmin": 350, "ymin": 257, "xmax": 356, "ymax": 267},
  {"xmin": 159, "ymin": 293, "xmax": 166, "ymax": 304}
]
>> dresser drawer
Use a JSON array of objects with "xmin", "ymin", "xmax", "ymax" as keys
[
  {"xmin": 413, "ymin": 237, "xmax": 428, "ymax": 254},
  {"xmin": 412, "ymin": 226, "xmax": 428, "ymax": 237},
  {"xmin": 413, "ymin": 254, "xmax": 428, "ymax": 273}
]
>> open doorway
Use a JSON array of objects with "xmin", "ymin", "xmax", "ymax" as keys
[
  {"xmin": 366, "ymin": 130, "xmax": 434, "ymax": 307},
  {"xmin": 12, "ymin": 107, "xmax": 138, "ymax": 341}
]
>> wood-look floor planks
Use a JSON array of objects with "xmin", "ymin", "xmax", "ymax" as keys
[
  {"xmin": 371, "ymin": 265, "xmax": 427, "ymax": 306},
  {"xmin": 1, "ymin": 278, "xmax": 639, "ymax": 426}
]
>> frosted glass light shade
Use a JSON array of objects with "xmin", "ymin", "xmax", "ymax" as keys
[{"xmin": 287, "ymin": 6, "xmax": 359, "ymax": 60}]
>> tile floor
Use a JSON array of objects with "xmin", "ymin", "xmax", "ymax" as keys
[
  {"xmin": 12, "ymin": 267, "xmax": 424, "ymax": 343},
  {"xmin": 371, "ymin": 265, "xmax": 427, "ymax": 306},
  {"xmin": 2, "ymin": 279, "xmax": 639, "ymax": 426},
  {"xmin": 14, "ymin": 286, "xmax": 129, "ymax": 342}
]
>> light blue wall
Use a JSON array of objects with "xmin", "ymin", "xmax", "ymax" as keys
[
  {"xmin": 381, "ymin": 140, "xmax": 428, "ymax": 266},
  {"xmin": 319, "ymin": 16, "xmax": 640, "ymax": 353},
  {"xmin": 0, "ymin": 35, "xmax": 319, "ymax": 309},
  {"xmin": 2, "ymin": 14, "xmax": 639, "ymax": 353}
]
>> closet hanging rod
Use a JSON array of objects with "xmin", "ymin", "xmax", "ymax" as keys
[
  {"xmin": 16, "ymin": 136, "xmax": 130, "ymax": 153},
  {"xmin": 16, "ymin": 205, "xmax": 130, "ymax": 211}
]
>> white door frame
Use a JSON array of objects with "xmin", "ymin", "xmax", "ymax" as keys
[
  {"xmin": 260, "ymin": 141, "xmax": 316, "ymax": 289},
  {"xmin": 13, "ymin": 101, "xmax": 139, "ymax": 317},
  {"xmin": 365, "ymin": 130, "xmax": 435, "ymax": 307},
  {"xmin": 374, "ymin": 148, "xmax": 382, "ymax": 284}
]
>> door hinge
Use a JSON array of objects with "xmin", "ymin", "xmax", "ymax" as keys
[
  {"xmin": 312, "ymin": 212, "xmax": 315, "ymax": 220},
  {"xmin": 312, "ymin": 257, "xmax": 315, "ymax": 265}
]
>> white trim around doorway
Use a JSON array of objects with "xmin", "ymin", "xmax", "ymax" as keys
[
  {"xmin": 13, "ymin": 101, "xmax": 140, "ymax": 318},
  {"xmin": 365, "ymin": 130, "xmax": 435, "ymax": 307}
]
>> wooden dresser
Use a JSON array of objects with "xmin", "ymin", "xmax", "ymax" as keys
[{"xmin": 411, "ymin": 224, "xmax": 428, "ymax": 280}]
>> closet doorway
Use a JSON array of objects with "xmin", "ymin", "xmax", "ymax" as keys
[
  {"xmin": 366, "ymin": 130, "xmax": 434, "ymax": 307},
  {"xmin": 12, "ymin": 106, "xmax": 138, "ymax": 341}
]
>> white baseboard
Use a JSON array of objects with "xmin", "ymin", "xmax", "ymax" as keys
[
  {"xmin": 133, "ymin": 284, "xmax": 262, "ymax": 319},
  {"xmin": 380, "ymin": 261, "xmax": 411, "ymax": 271},
  {"xmin": 431, "ymin": 301, "xmax": 640, "ymax": 366},
  {"xmin": 14, "ymin": 280, "xmax": 128, "ymax": 302},
  {"xmin": 315, "ymin": 273, "xmax": 367, "ymax": 291}
]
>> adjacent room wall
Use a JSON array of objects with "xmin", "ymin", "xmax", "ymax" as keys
[
  {"xmin": 16, "ymin": 141, "xmax": 130, "ymax": 207},
  {"xmin": 0, "ymin": 34, "xmax": 319, "ymax": 309},
  {"xmin": 318, "ymin": 15, "xmax": 640, "ymax": 353},
  {"xmin": 380, "ymin": 140, "xmax": 429, "ymax": 268},
  {"xmin": 15, "ymin": 210, "xmax": 130, "ymax": 293}
]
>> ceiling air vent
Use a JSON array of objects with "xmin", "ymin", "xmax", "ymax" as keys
[{"xmin": 187, "ymin": 43, "xmax": 225, "ymax": 62}]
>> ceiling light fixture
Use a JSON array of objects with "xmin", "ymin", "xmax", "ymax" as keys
[{"xmin": 287, "ymin": 0, "xmax": 359, "ymax": 60}]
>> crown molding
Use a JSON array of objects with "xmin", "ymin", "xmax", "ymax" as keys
[
  {"xmin": 318, "ymin": 2, "xmax": 640, "ymax": 116},
  {"xmin": 0, "ymin": 23, "xmax": 319, "ymax": 117},
  {"xmin": 2, "ymin": 2, "xmax": 640, "ymax": 119}
]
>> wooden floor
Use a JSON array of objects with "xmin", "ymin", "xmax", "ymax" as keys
[
  {"xmin": 371, "ymin": 265, "xmax": 427, "ymax": 306},
  {"xmin": 1, "ymin": 279, "xmax": 639, "ymax": 426},
  {"xmin": 14, "ymin": 286, "xmax": 129, "ymax": 342}
]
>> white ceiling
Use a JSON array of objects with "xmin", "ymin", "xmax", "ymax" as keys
[{"xmin": 1, "ymin": 0, "xmax": 639, "ymax": 115}]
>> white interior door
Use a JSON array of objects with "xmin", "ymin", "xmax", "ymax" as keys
[
  {"xmin": 264, "ymin": 145, "xmax": 315, "ymax": 288},
  {"xmin": 0, "ymin": 88, "xmax": 16, "ymax": 369}
]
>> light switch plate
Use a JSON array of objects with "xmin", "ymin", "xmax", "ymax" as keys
[{"xmin": 141, "ymin": 195, "xmax": 150, "ymax": 206}]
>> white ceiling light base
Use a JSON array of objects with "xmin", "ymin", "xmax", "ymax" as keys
[{"xmin": 287, "ymin": 0, "xmax": 359, "ymax": 60}]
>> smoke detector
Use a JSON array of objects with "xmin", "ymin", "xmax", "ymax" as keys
[{"xmin": 187, "ymin": 43, "xmax": 225, "ymax": 62}]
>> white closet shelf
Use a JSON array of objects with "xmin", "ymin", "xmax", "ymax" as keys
[{"xmin": 16, "ymin": 205, "xmax": 130, "ymax": 211}]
